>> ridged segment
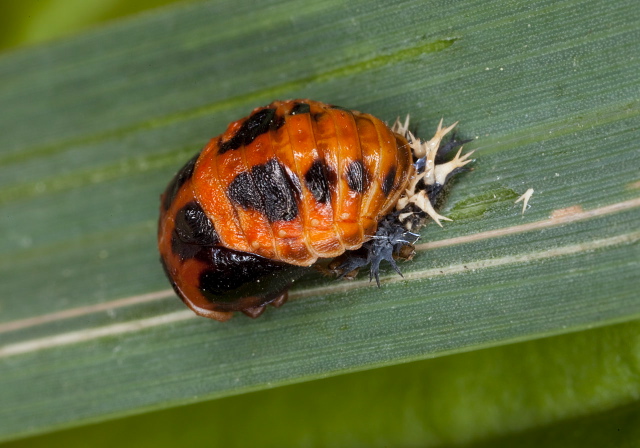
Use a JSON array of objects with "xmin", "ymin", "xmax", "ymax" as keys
[
  {"xmin": 327, "ymin": 107, "xmax": 364, "ymax": 249},
  {"xmin": 310, "ymin": 106, "xmax": 347, "ymax": 255},
  {"xmin": 192, "ymin": 100, "xmax": 412, "ymax": 267},
  {"xmin": 286, "ymin": 103, "xmax": 344, "ymax": 259},
  {"xmin": 380, "ymin": 132, "xmax": 412, "ymax": 214},
  {"xmin": 353, "ymin": 113, "xmax": 385, "ymax": 237},
  {"xmin": 193, "ymin": 136, "xmax": 250, "ymax": 253},
  {"xmin": 237, "ymin": 116, "xmax": 278, "ymax": 259},
  {"xmin": 268, "ymin": 107, "xmax": 313, "ymax": 265}
]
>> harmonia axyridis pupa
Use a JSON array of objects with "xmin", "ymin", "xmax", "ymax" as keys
[{"xmin": 158, "ymin": 99, "xmax": 472, "ymax": 321}]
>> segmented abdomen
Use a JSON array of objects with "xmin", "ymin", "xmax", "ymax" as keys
[{"xmin": 192, "ymin": 99, "xmax": 412, "ymax": 266}]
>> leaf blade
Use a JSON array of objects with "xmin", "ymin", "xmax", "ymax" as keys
[{"xmin": 0, "ymin": 0, "xmax": 639, "ymax": 440}]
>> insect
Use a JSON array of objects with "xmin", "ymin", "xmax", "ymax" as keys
[{"xmin": 158, "ymin": 99, "xmax": 473, "ymax": 321}]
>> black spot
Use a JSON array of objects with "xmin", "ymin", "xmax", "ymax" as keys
[
  {"xmin": 197, "ymin": 247, "xmax": 308, "ymax": 310},
  {"xmin": 345, "ymin": 160, "xmax": 370, "ymax": 193},
  {"xmin": 290, "ymin": 102, "xmax": 310, "ymax": 115},
  {"xmin": 284, "ymin": 165, "xmax": 303, "ymax": 199},
  {"xmin": 227, "ymin": 171, "xmax": 263, "ymax": 212},
  {"xmin": 329, "ymin": 104, "xmax": 350, "ymax": 111},
  {"xmin": 312, "ymin": 112, "xmax": 325, "ymax": 122},
  {"xmin": 170, "ymin": 202, "xmax": 220, "ymax": 262},
  {"xmin": 174, "ymin": 202, "xmax": 219, "ymax": 246},
  {"xmin": 171, "ymin": 232, "xmax": 205, "ymax": 261},
  {"xmin": 325, "ymin": 164, "xmax": 338, "ymax": 186},
  {"xmin": 270, "ymin": 112, "xmax": 285, "ymax": 131},
  {"xmin": 162, "ymin": 153, "xmax": 198, "ymax": 210},
  {"xmin": 218, "ymin": 108, "xmax": 283, "ymax": 154},
  {"xmin": 305, "ymin": 160, "xmax": 331, "ymax": 203},
  {"xmin": 227, "ymin": 159, "xmax": 300, "ymax": 222},
  {"xmin": 198, "ymin": 249, "xmax": 287, "ymax": 299},
  {"xmin": 251, "ymin": 159, "xmax": 299, "ymax": 222},
  {"xmin": 382, "ymin": 166, "xmax": 397, "ymax": 196}
]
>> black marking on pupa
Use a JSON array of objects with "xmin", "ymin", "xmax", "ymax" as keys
[
  {"xmin": 227, "ymin": 158, "xmax": 300, "ymax": 222},
  {"xmin": 218, "ymin": 108, "xmax": 283, "ymax": 154},
  {"xmin": 381, "ymin": 165, "xmax": 397, "ymax": 196},
  {"xmin": 171, "ymin": 201, "xmax": 220, "ymax": 262},
  {"xmin": 305, "ymin": 159, "xmax": 331, "ymax": 203},
  {"xmin": 345, "ymin": 160, "xmax": 370, "ymax": 193},
  {"xmin": 290, "ymin": 102, "xmax": 311, "ymax": 115}
]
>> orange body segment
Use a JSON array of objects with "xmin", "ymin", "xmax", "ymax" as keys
[
  {"xmin": 328, "ymin": 108, "xmax": 364, "ymax": 249},
  {"xmin": 187, "ymin": 100, "xmax": 412, "ymax": 267},
  {"xmin": 285, "ymin": 106, "xmax": 342, "ymax": 258},
  {"xmin": 193, "ymin": 137, "xmax": 249, "ymax": 253}
]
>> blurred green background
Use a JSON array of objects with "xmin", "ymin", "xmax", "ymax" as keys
[
  {"xmin": 0, "ymin": 0, "xmax": 186, "ymax": 53},
  {"xmin": 1, "ymin": 1, "xmax": 638, "ymax": 447},
  {"xmin": 4, "ymin": 320, "xmax": 640, "ymax": 448}
]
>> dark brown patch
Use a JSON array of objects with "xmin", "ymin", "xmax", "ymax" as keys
[
  {"xmin": 227, "ymin": 158, "xmax": 299, "ymax": 222},
  {"xmin": 304, "ymin": 159, "xmax": 331, "ymax": 203},
  {"xmin": 198, "ymin": 249, "xmax": 286, "ymax": 299},
  {"xmin": 171, "ymin": 202, "xmax": 220, "ymax": 262},
  {"xmin": 174, "ymin": 202, "xmax": 219, "ymax": 246},
  {"xmin": 227, "ymin": 171, "xmax": 262, "ymax": 212},
  {"xmin": 345, "ymin": 160, "xmax": 370, "ymax": 193},
  {"xmin": 290, "ymin": 102, "xmax": 310, "ymax": 115},
  {"xmin": 171, "ymin": 232, "xmax": 204, "ymax": 261},
  {"xmin": 197, "ymin": 247, "xmax": 308, "ymax": 310},
  {"xmin": 325, "ymin": 164, "xmax": 338, "ymax": 186},
  {"xmin": 218, "ymin": 108, "xmax": 283, "ymax": 154},
  {"xmin": 252, "ymin": 159, "xmax": 299, "ymax": 222},
  {"xmin": 312, "ymin": 112, "xmax": 325, "ymax": 122},
  {"xmin": 382, "ymin": 165, "xmax": 397, "ymax": 196}
]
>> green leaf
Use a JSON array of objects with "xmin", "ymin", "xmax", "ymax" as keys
[
  {"xmin": 1, "ymin": 0, "xmax": 638, "ymax": 443},
  {"xmin": 4, "ymin": 320, "xmax": 640, "ymax": 447}
]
